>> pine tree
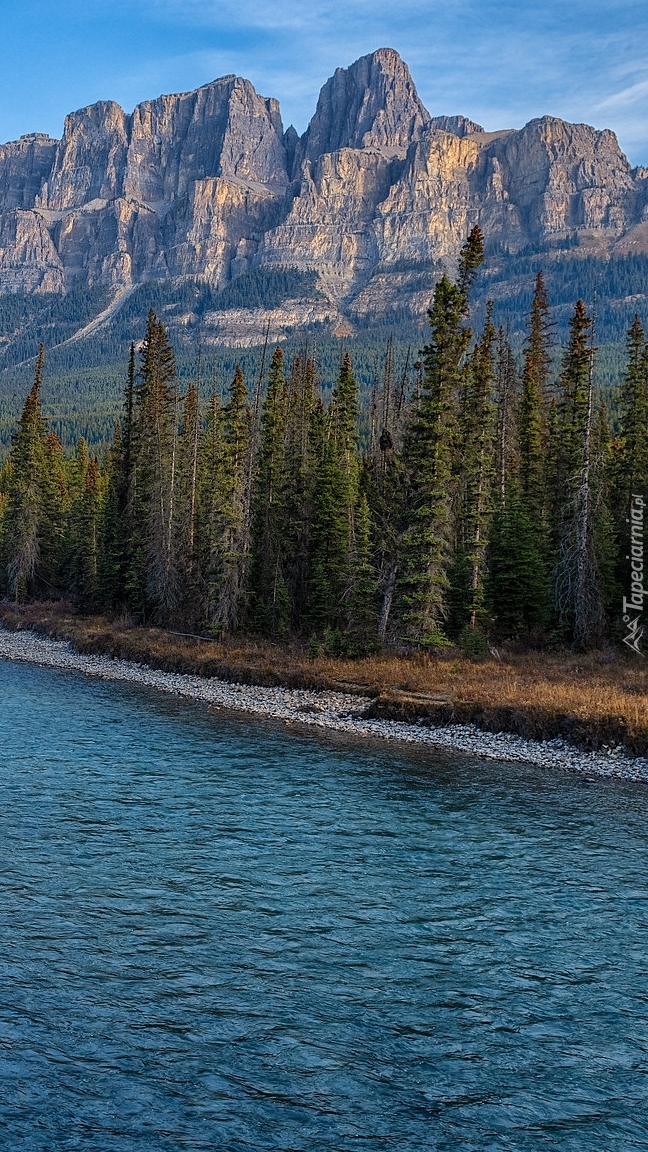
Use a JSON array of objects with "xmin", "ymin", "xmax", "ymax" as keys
[
  {"xmin": 553, "ymin": 300, "xmax": 606, "ymax": 648},
  {"xmin": 448, "ymin": 303, "xmax": 497, "ymax": 638},
  {"xmin": 306, "ymin": 353, "xmax": 361, "ymax": 639},
  {"xmin": 75, "ymin": 456, "xmax": 100, "ymax": 612},
  {"xmin": 494, "ymin": 329, "xmax": 519, "ymax": 505},
  {"xmin": 127, "ymin": 311, "xmax": 178, "ymax": 621},
  {"xmin": 396, "ymin": 227, "xmax": 484, "ymax": 642},
  {"xmin": 173, "ymin": 379, "xmax": 202, "ymax": 627},
  {"xmin": 345, "ymin": 489, "xmax": 379, "ymax": 656},
  {"xmin": 39, "ymin": 431, "xmax": 68, "ymax": 592},
  {"xmin": 248, "ymin": 347, "xmax": 289, "ymax": 634},
  {"xmin": 367, "ymin": 342, "xmax": 408, "ymax": 642},
  {"xmin": 489, "ymin": 291, "xmax": 552, "ymax": 639},
  {"xmin": 96, "ymin": 345, "xmax": 137, "ymax": 611},
  {"xmin": 195, "ymin": 390, "xmax": 226, "ymax": 628},
  {"xmin": 96, "ymin": 425, "xmax": 123, "ymax": 610},
  {"xmin": 214, "ymin": 365, "xmax": 251, "ymax": 633},
  {"xmin": 281, "ymin": 355, "xmax": 319, "ymax": 629},
  {"xmin": 615, "ymin": 315, "xmax": 648, "ymax": 501},
  {"xmin": 62, "ymin": 437, "xmax": 90, "ymax": 597},
  {"xmin": 3, "ymin": 346, "xmax": 48, "ymax": 601},
  {"xmin": 488, "ymin": 486, "xmax": 548, "ymax": 636},
  {"xmin": 609, "ymin": 316, "xmax": 648, "ymax": 616},
  {"xmin": 519, "ymin": 271, "xmax": 552, "ymax": 519}
]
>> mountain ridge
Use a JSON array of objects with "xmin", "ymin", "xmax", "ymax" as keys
[{"xmin": 0, "ymin": 48, "xmax": 647, "ymax": 330}]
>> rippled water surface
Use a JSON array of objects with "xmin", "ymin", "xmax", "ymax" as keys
[{"xmin": 1, "ymin": 658, "xmax": 648, "ymax": 1150}]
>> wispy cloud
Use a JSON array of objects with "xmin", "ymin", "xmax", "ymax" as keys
[{"xmin": 597, "ymin": 78, "xmax": 648, "ymax": 110}]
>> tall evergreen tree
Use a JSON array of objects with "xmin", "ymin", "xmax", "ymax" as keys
[
  {"xmin": 345, "ymin": 488, "xmax": 379, "ymax": 655},
  {"xmin": 494, "ymin": 328, "xmax": 519, "ymax": 505},
  {"xmin": 74, "ymin": 456, "xmax": 100, "ymax": 612},
  {"xmin": 248, "ymin": 347, "xmax": 289, "ymax": 634},
  {"xmin": 306, "ymin": 353, "xmax": 361, "ymax": 638},
  {"xmin": 615, "ymin": 315, "xmax": 648, "ymax": 498},
  {"xmin": 396, "ymin": 227, "xmax": 484, "ymax": 642},
  {"xmin": 127, "ymin": 311, "xmax": 178, "ymax": 621},
  {"xmin": 214, "ymin": 365, "xmax": 251, "ymax": 633},
  {"xmin": 489, "ymin": 287, "xmax": 552, "ymax": 638},
  {"xmin": 195, "ymin": 389, "xmax": 226, "ymax": 628},
  {"xmin": 3, "ymin": 346, "xmax": 48, "ymax": 601},
  {"xmin": 97, "ymin": 344, "xmax": 137, "ymax": 611},
  {"xmin": 519, "ymin": 271, "xmax": 552, "ymax": 519},
  {"xmin": 173, "ymin": 380, "xmax": 202, "ymax": 626},
  {"xmin": 281, "ymin": 355, "xmax": 319, "ymax": 629},
  {"xmin": 553, "ymin": 300, "xmax": 606, "ymax": 648},
  {"xmin": 608, "ymin": 316, "xmax": 648, "ymax": 613},
  {"xmin": 448, "ymin": 303, "xmax": 497, "ymax": 637}
]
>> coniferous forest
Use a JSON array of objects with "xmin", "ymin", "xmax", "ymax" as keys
[{"xmin": 1, "ymin": 227, "xmax": 647, "ymax": 655}]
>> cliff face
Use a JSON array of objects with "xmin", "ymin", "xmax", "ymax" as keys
[
  {"xmin": 0, "ymin": 48, "xmax": 646, "ymax": 311},
  {"xmin": 295, "ymin": 47, "xmax": 430, "ymax": 168}
]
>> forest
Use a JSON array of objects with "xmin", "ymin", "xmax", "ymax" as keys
[{"xmin": 1, "ymin": 226, "xmax": 647, "ymax": 655}]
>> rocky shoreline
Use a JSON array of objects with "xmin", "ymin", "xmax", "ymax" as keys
[{"xmin": 2, "ymin": 625, "xmax": 648, "ymax": 784}]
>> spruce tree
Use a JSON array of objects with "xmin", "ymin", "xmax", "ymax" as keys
[
  {"xmin": 345, "ymin": 489, "xmax": 379, "ymax": 656},
  {"xmin": 553, "ymin": 300, "xmax": 606, "ymax": 648},
  {"xmin": 39, "ymin": 431, "xmax": 68, "ymax": 592},
  {"xmin": 96, "ymin": 425, "xmax": 123, "ymax": 611},
  {"xmin": 195, "ymin": 390, "xmax": 226, "ymax": 628},
  {"xmin": 281, "ymin": 355, "xmax": 319, "ymax": 629},
  {"xmin": 396, "ymin": 227, "xmax": 484, "ymax": 642},
  {"xmin": 62, "ymin": 437, "xmax": 90, "ymax": 598},
  {"xmin": 494, "ymin": 329, "xmax": 519, "ymax": 504},
  {"xmin": 519, "ymin": 271, "xmax": 551, "ymax": 519},
  {"xmin": 75, "ymin": 456, "xmax": 100, "ymax": 613},
  {"xmin": 306, "ymin": 353, "xmax": 361, "ymax": 640},
  {"xmin": 366, "ymin": 343, "xmax": 408, "ymax": 642},
  {"xmin": 173, "ymin": 380, "xmax": 202, "ymax": 627},
  {"xmin": 127, "ymin": 311, "xmax": 178, "ymax": 621},
  {"xmin": 614, "ymin": 315, "xmax": 648, "ymax": 502},
  {"xmin": 448, "ymin": 303, "xmax": 497, "ymax": 638},
  {"xmin": 214, "ymin": 365, "xmax": 251, "ymax": 633},
  {"xmin": 489, "ymin": 289, "xmax": 552, "ymax": 638},
  {"xmin": 609, "ymin": 316, "xmax": 648, "ymax": 614},
  {"xmin": 488, "ymin": 488, "xmax": 548, "ymax": 636},
  {"xmin": 248, "ymin": 347, "xmax": 289, "ymax": 634},
  {"xmin": 4, "ymin": 346, "xmax": 48, "ymax": 601},
  {"xmin": 97, "ymin": 345, "xmax": 137, "ymax": 611}
]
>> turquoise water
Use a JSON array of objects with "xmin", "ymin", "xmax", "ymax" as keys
[{"xmin": 1, "ymin": 658, "xmax": 648, "ymax": 1150}]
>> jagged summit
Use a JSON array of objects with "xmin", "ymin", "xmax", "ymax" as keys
[
  {"xmin": 297, "ymin": 48, "xmax": 430, "ymax": 169},
  {"xmin": 0, "ymin": 49, "xmax": 645, "ymax": 309},
  {"xmin": 428, "ymin": 115, "xmax": 484, "ymax": 138}
]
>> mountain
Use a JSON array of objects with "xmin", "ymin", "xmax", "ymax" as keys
[{"xmin": 0, "ymin": 46, "xmax": 647, "ymax": 332}]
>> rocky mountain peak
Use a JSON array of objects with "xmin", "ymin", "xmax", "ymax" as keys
[
  {"xmin": 0, "ymin": 51, "xmax": 646, "ymax": 308},
  {"xmin": 297, "ymin": 47, "xmax": 431, "ymax": 169},
  {"xmin": 428, "ymin": 115, "xmax": 484, "ymax": 138}
]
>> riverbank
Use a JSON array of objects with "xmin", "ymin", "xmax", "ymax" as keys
[
  {"xmin": 2, "ymin": 602, "xmax": 648, "ymax": 753},
  {"xmin": 1, "ymin": 609, "xmax": 648, "ymax": 783}
]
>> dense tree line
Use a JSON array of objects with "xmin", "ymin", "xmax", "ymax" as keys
[{"xmin": 2, "ymin": 228, "xmax": 647, "ymax": 653}]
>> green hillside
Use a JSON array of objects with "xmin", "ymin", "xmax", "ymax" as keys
[{"xmin": 0, "ymin": 252, "xmax": 647, "ymax": 450}]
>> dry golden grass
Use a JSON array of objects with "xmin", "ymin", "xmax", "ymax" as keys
[{"xmin": 2, "ymin": 601, "xmax": 648, "ymax": 753}]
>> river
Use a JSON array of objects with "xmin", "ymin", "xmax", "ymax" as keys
[{"xmin": 1, "ymin": 657, "xmax": 647, "ymax": 1150}]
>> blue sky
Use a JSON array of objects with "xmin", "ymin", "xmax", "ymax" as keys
[{"xmin": 2, "ymin": 0, "xmax": 648, "ymax": 164}]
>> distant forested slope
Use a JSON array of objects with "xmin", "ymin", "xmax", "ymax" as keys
[{"xmin": 0, "ymin": 253, "xmax": 647, "ymax": 450}]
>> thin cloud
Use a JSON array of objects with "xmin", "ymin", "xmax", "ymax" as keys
[{"xmin": 597, "ymin": 78, "xmax": 648, "ymax": 110}]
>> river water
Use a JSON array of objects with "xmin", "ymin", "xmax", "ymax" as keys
[{"xmin": 1, "ymin": 657, "xmax": 647, "ymax": 1150}]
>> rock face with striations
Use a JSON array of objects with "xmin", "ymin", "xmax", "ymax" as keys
[{"xmin": 0, "ymin": 48, "xmax": 647, "ymax": 314}]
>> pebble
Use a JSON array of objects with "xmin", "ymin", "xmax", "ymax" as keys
[{"xmin": 2, "ymin": 626, "xmax": 647, "ymax": 784}]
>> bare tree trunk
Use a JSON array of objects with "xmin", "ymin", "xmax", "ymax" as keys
[{"xmin": 378, "ymin": 561, "xmax": 397, "ymax": 642}]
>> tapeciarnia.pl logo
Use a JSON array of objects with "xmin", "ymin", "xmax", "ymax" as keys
[{"xmin": 622, "ymin": 492, "xmax": 645, "ymax": 656}]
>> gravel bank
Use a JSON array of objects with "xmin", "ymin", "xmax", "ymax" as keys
[{"xmin": 2, "ymin": 626, "xmax": 648, "ymax": 784}]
